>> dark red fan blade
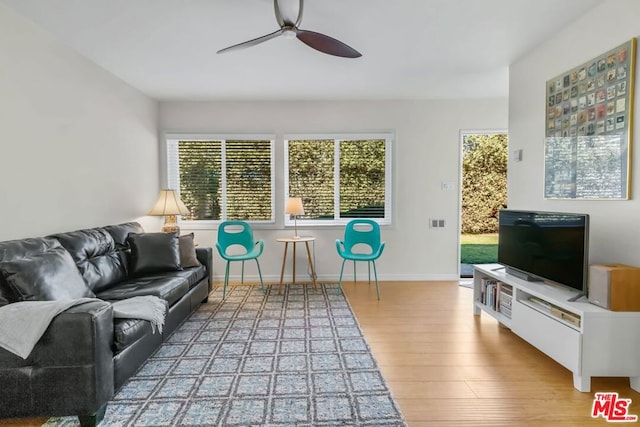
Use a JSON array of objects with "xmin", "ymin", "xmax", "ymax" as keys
[{"xmin": 296, "ymin": 29, "xmax": 361, "ymax": 58}]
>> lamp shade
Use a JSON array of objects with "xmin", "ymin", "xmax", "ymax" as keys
[
  {"xmin": 148, "ymin": 189, "xmax": 190, "ymax": 216},
  {"xmin": 285, "ymin": 197, "xmax": 305, "ymax": 216}
]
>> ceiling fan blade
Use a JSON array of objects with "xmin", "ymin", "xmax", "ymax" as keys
[
  {"xmin": 294, "ymin": 0, "xmax": 304, "ymax": 28},
  {"xmin": 296, "ymin": 29, "xmax": 361, "ymax": 58},
  {"xmin": 217, "ymin": 29, "xmax": 282, "ymax": 54},
  {"xmin": 274, "ymin": 0, "xmax": 285, "ymax": 27},
  {"xmin": 274, "ymin": 0, "xmax": 303, "ymax": 27}
]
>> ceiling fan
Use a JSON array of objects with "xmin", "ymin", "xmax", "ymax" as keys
[{"xmin": 217, "ymin": 0, "xmax": 362, "ymax": 58}]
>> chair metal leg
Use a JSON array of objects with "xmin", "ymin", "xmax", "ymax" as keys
[
  {"xmin": 338, "ymin": 259, "xmax": 347, "ymax": 294},
  {"xmin": 353, "ymin": 261, "xmax": 356, "ymax": 282},
  {"xmin": 223, "ymin": 261, "xmax": 231, "ymax": 299},
  {"xmin": 372, "ymin": 261, "xmax": 380, "ymax": 300},
  {"xmin": 256, "ymin": 259, "xmax": 265, "ymax": 293},
  {"xmin": 368, "ymin": 262, "xmax": 371, "ymax": 284},
  {"xmin": 241, "ymin": 261, "xmax": 245, "ymax": 284}
]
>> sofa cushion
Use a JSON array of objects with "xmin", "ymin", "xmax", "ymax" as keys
[
  {"xmin": 95, "ymin": 269, "xmax": 201, "ymax": 306},
  {"xmin": 102, "ymin": 222, "xmax": 145, "ymax": 278},
  {"xmin": 0, "ymin": 238, "xmax": 63, "ymax": 305},
  {"xmin": 0, "ymin": 284, "xmax": 16, "ymax": 307},
  {"xmin": 0, "ymin": 237, "xmax": 60, "ymax": 262},
  {"xmin": 51, "ymin": 228, "xmax": 127, "ymax": 293},
  {"xmin": 0, "ymin": 247, "xmax": 95, "ymax": 301},
  {"xmin": 113, "ymin": 318, "xmax": 154, "ymax": 353},
  {"xmin": 127, "ymin": 232, "xmax": 182, "ymax": 275},
  {"xmin": 179, "ymin": 233, "xmax": 200, "ymax": 268},
  {"xmin": 165, "ymin": 265, "xmax": 206, "ymax": 290},
  {"xmin": 102, "ymin": 222, "xmax": 144, "ymax": 250}
]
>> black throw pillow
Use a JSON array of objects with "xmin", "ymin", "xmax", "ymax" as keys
[
  {"xmin": 127, "ymin": 232, "xmax": 182, "ymax": 275},
  {"xmin": 0, "ymin": 247, "xmax": 95, "ymax": 301},
  {"xmin": 179, "ymin": 233, "xmax": 201, "ymax": 268}
]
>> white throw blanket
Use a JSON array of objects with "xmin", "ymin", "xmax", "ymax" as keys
[
  {"xmin": 112, "ymin": 296, "xmax": 167, "ymax": 334},
  {"xmin": 0, "ymin": 298, "xmax": 96, "ymax": 359},
  {"xmin": 0, "ymin": 296, "xmax": 167, "ymax": 359}
]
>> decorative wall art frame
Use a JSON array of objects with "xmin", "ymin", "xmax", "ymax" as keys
[{"xmin": 544, "ymin": 38, "xmax": 636, "ymax": 199}]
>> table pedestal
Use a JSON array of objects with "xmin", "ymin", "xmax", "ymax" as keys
[{"xmin": 277, "ymin": 237, "xmax": 317, "ymax": 292}]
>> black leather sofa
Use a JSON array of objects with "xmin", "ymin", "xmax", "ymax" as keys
[{"xmin": 0, "ymin": 222, "xmax": 212, "ymax": 426}]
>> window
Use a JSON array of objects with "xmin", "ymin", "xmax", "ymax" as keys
[
  {"xmin": 166, "ymin": 134, "xmax": 275, "ymax": 223},
  {"xmin": 285, "ymin": 133, "xmax": 392, "ymax": 225}
]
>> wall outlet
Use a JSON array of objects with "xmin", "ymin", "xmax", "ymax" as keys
[
  {"xmin": 441, "ymin": 181, "xmax": 455, "ymax": 191},
  {"xmin": 430, "ymin": 219, "xmax": 446, "ymax": 228}
]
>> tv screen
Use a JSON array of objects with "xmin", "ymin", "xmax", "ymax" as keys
[{"xmin": 498, "ymin": 210, "xmax": 589, "ymax": 293}]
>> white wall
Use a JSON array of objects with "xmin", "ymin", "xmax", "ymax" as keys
[
  {"xmin": 508, "ymin": 0, "xmax": 640, "ymax": 266},
  {"xmin": 160, "ymin": 99, "xmax": 508, "ymax": 282},
  {"xmin": 0, "ymin": 4, "xmax": 159, "ymax": 240}
]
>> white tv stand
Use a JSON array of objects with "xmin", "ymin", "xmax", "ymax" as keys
[{"xmin": 473, "ymin": 264, "xmax": 640, "ymax": 392}]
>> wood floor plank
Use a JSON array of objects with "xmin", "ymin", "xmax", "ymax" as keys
[
  {"xmin": 465, "ymin": 379, "xmax": 586, "ymax": 400},
  {"xmin": 396, "ymin": 397, "xmax": 613, "ymax": 424},
  {"xmin": 386, "ymin": 381, "xmax": 478, "ymax": 399},
  {"xmin": 380, "ymin": 365, "xmax": 469, "ymax": 382}
]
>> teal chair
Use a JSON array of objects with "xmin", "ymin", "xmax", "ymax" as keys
[
  {"xmin": 216, "ymin": 221, "xmax": 265, "ymax": 298},
  {"xmin": 336, "ymin": 219, "xmax": 385, "ymax": 299}
]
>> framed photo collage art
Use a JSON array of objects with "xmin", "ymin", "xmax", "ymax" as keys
[{"xmin": 544, "ymin": 38, "xmax": 636, "ymax": 199}]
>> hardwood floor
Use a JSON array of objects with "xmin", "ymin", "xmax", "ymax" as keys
[
  {"xmin": 2, "ymin": 280, "xmax": 638, "ymax": 426},
  {"xmin": 341, "ymin": 280, "xmax": 640, "ymax": 426}
]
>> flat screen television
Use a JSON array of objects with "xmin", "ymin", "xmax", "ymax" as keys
[{"xmin": 497, "ymin": 209, "xmax": 589, "ymax": 294}]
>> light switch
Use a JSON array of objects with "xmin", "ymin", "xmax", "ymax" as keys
[{"xmin": 512, "ymin": 149, "xmax": 523, "ymax": 162}]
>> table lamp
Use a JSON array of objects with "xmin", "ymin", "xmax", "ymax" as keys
[
  {"xmin": 148, "ymin": 189, "xmax": 190, "ymax": 233},
  {"xmin": 285, "ymin": 197, "xmax": 305, "ymax": 239}
]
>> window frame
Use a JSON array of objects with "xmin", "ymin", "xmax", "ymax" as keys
[
  {"xmin": 284, "ymin": 132, "xmax": 394, "ymax": 226},
  {"xmin": 165, "ymin": 133, "xmax": 276, "ymax": 228}
]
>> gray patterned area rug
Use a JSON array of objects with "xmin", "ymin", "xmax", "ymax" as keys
[{"xmin": 45, "ymin": 284, "xmax": 406, "ymax": 426}]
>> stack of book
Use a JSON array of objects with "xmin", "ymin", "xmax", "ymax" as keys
[
  {"xmin": 479, "ymin": 278, "xmax": 497, "ymax": 307},
  {"xmin": 479, "ymin": 278, "xmax": 513, "ymax": 319},
  {"xmin": 499, "ymin": 285, "xmax": 513, "ymax": 318},
  {"xmin": 528, "ymin": 296, "xmax": 581, "ymax": 327}
]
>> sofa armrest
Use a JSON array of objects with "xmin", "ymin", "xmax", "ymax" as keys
[
  {"xmin": 0, "ymin": 300, "xmax": 114, "ymax": 419},
  {"xmin": 196, "ymin": 247, "xmax": 213, "ymax": 292}
]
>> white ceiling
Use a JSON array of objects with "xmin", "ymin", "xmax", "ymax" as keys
[{"xmin": 1, "ymin": 0, "xmax": 603, "ymax": 101}]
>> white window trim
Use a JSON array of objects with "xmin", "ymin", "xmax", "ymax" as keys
[
  {"xmin": 284, "ymin": 132, "xmax": 394, "ymax": 226},
  {"xmin": 165, "ymin": 132, "xmax": 276, "ymax": 228}
]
